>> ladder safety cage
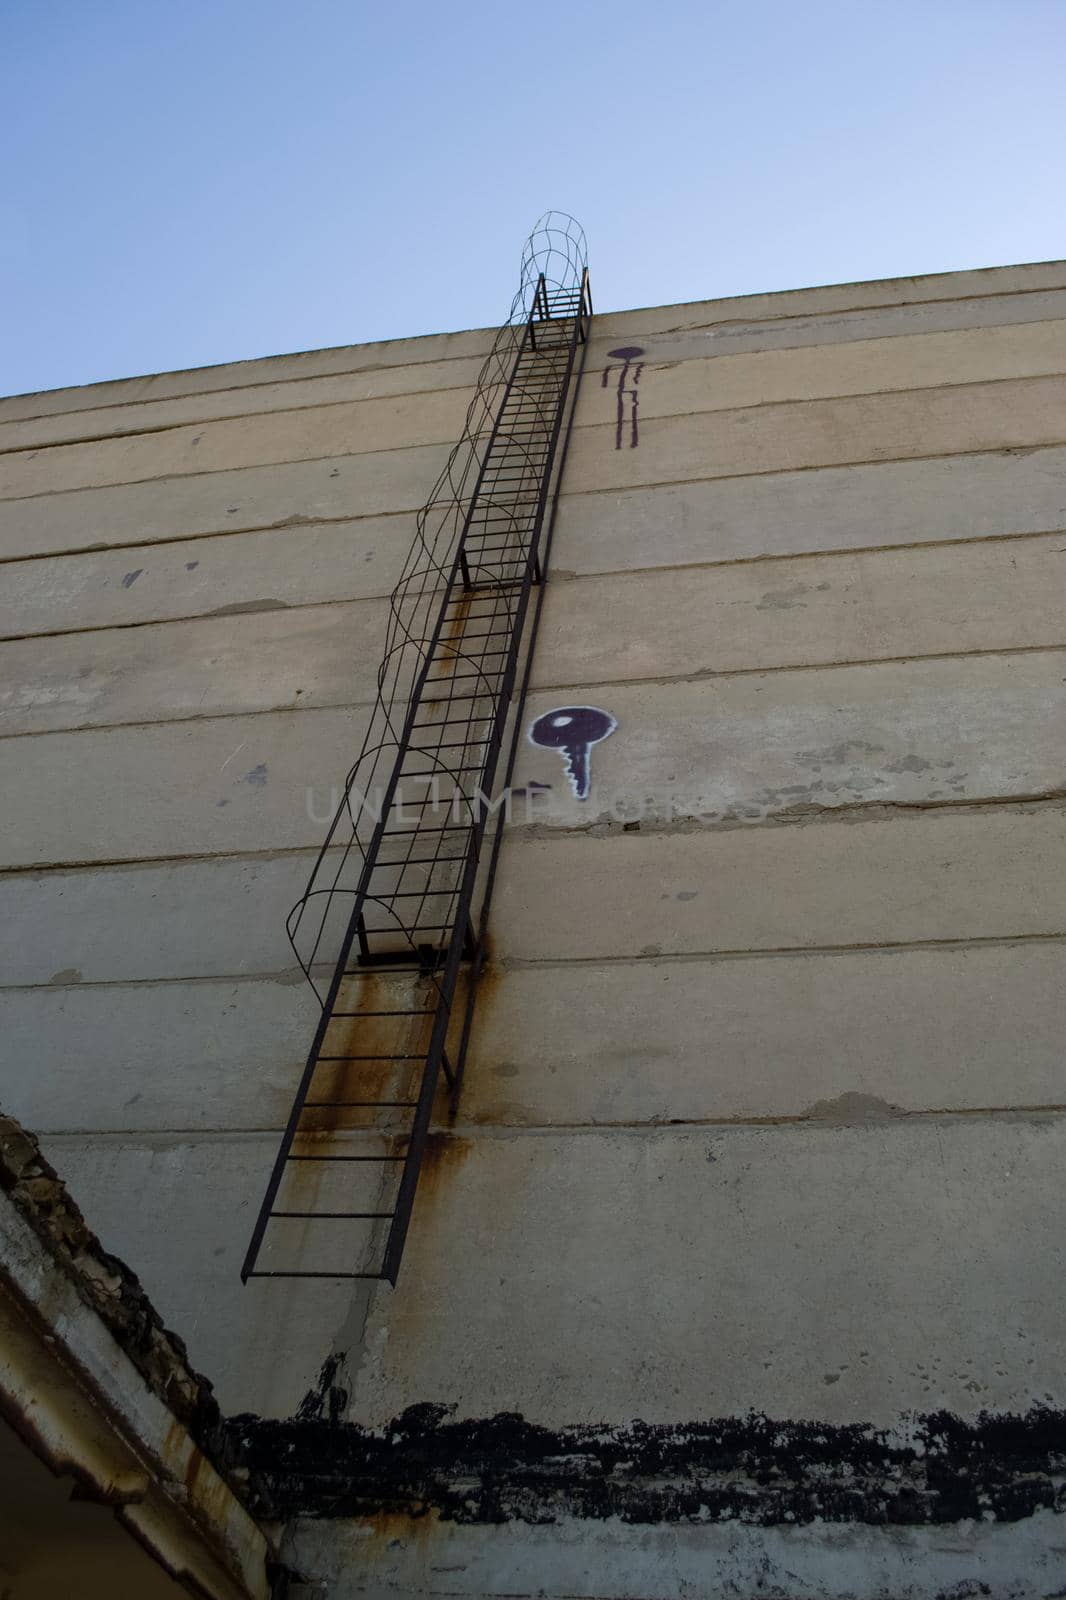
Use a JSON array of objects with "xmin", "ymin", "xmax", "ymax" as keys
[{"xmin": 241, "ymin": 213, "xmax": 591, "ymax": 1286}]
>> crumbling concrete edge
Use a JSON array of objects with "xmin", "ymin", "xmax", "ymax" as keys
[{"xmin": 0, "ymin": 1112, "xmax": 281, "ymax": 1599}]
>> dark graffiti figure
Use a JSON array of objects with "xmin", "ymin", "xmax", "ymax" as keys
[
  {"xmin": 602, "ymin": 345, "xmax": 645, "ymax": 449},
  {"xmin": 528, "ymin": 706, "xmax": 617, "ymax": 801}
]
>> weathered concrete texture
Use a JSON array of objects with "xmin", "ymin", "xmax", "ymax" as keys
[
  {"xmin": 0, "ymin": 596, "xmax": 389, "ymax": 734},
  {"xmin": 9, "ymin": 936, "xmax": 1065, "ymax": 1138},
  {"xmin": 0, "ymin": 515, "xmax": 409, "ymax": 641},
  {"xmin": 0, "ymin": 846, "xmax": 449, "ymax": 988},
  {"xmin": 577, "ymin": 317, "xmax": 1066, "ymax": 429},
  {"xmin": 0, "ymin": 977, "xmax": 318, "ymax": 1134},
  {"xmin": 0, "ymin": 854, "xmax": 313, "ymax": 986},
  {"xmin": 532, "ymin": 533, "xmax": 1066, "ymax": 684},
  {"xmin": 0, "ymin": 968, "xmax": 439, "ymax": 1136},
  {"xmin": 0, "ymin": 443, "xmax": 451, "ymax": 561},
  {"xmin": 4, "ymin": 257, "xmax": 1059, "ymax": 430},
  {"xmin": 350, "ymin": 1117, "xmax": 1066, "ymax": 1427},
  {"xmin": 288, "ymin": 1509, "xmax": 1066, "ymax": 1600},
  {"xmin": 585, "ymin": 282, "xmax": 1066, "ymax": 365},
  {"xmin": 0, "ymin": 355, "xmax": 489, "ymax": 453},
  {"xmin": 493, "ymin": 808, "xmax": 1066, "ymax": 960},
  {"xmin": 39, "ymin": 1131, "xmax": 357, "ymax": 1417},
  {"xmin": 9, "ymin": 318, "xmax": 1066, "ymax": 499},
  {"xmin": 565, "ymin": 377, "xmax": 1066, "ymax": 498},
  {"xmin": 589, "ymin": 259, "xmax": 1066, "ymax": 338},
  {"xmin": 517, "ymin": 652, "xmax": 1066, "ymax": 826},
  {"xmin": 0, "ymin": 704, "xmax": 373, "ymax": 867},
  {"xmin": 11, "ymin": 556, "xmax": 1061, "ymax": 739},
  {"xmin": 463, "ymin": 941, "xmax": 1066, "ymax": 1127},
  {"xmin": 9, "ymin": 282, "xmax": 1066, "ymax": 459},
  {"xmin": 3, "ymin": 805, "xmax": 1062, "ymax": 993},
  {"xmin": 0, "ymin": 387, "xmax": 474, "ymax": 500},
  {"xmin": 0, "ymin": 325, "xmax": 497, "ymax": 423},
  {"xmin": 551, "ymin": 443, "xmax": 1066, "ymax": 575}
]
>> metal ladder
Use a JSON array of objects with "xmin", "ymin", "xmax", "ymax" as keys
[{"xmin": 242, "ymin": 266, "xmax": 591, "ymax": 1285}]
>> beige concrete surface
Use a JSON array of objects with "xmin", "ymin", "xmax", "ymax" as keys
[
  {"xmin": 0, "ymin": 852, "xmax": 316, "ymax": 985},
  {"xmin": 290, "ymin": 1510, "xmax": 1066, "ymax": 1600},
  {"xmin": 532, "ymin": 534, "xmax": 1066, "ymax": 683},
  {"xmin": 9, "ymin": 317, "xmax": 1066, "ymax": 499},
  {"xmin": 0, "ymin": 705, "xmax": 374, "ymax": 867},
  {"xmin": 0, "ymin": 514, "xmax": 411, "ymax": 640},
  {"xmin": 0, "ymin": 355, "xmax": 490, "ymax": 453},
  {"xmin": 518, "ymin": 652, "xmax": 1066, "ymax": 826},
  {"xmin": 350, "ymin": 1116, "xmax": 1066, "ymax": 1427},
  {"xmin": 9, "ymin": 541, "xmax": 1063, "ymax": 735},
  {"xmin": 8, "ymin": 935, "xmax": 1064, "ymax": 1138},
  {"xmin": 0, "ymin": 325, "xmax": 497, "ymax": 423},
  {"xmin": 0, "ymin": 596, "xmax": 389, "ymax": 733},
  {"xmin": 564, "ymin": 376, "xmax": 1066, "ymax": 498},
  {"xmin": 576, "ymin": 317, "xmax": 1066, "ymax": 428},
  {"xmin": 551, "ymin": 444, "xmax": 1066, "ymax": 573},
  {"xmin": 493, "ymin": 807, "xmax": 1066, "ymax": 960},
  {"xmin": 10, "ymin": 280, "xmax": 1066, "ymax": 460},
  {"xmin": 463, "ymin": 940, "xmax": 1066, "ymax": 1127},
  {"xmin": 0, "ymin": 386, "xmax": 473, "ymax": 500},
  {"xmin": 0, "ymin": 443, "xmax": 451, "ymax": 560},
  {"xmin": 585, "ymin": 282, "xmax": 1066, "ymax": 365}
]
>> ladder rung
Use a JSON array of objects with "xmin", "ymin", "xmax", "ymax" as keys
[
  {"xmin": 317, "ymin": 1053, "xmax": 424, "ymax": 1061},
  {"xmin": 269, "ymin": 1212, "xmax": 396, "ymax": 1220}
]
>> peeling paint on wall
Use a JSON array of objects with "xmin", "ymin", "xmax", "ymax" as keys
[{"xmin": 228, "ymin": 1402, "xmax": 1066, "ymax": 1527}]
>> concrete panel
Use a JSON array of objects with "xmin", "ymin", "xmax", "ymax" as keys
[
  {"xmin": 10, "ymin": 313, "xmax": 1066, "ymax": 470},
  {"xmin": 563, "ymin": 377, "xmax": 1066, "ymax": 498},
  {"xmin": 532, "ymin": 534, "xmax": 1066, "ymax": 684},
  {"xmin": 41, "ymin": 1130, "xmax": 357, "ymax": 1417},
  {"xmin": 550, "ymin": 444, "xmax": 1066, "ymax": 574},
  {"xmin": 0, "ymin": 388, "xmax": 473, "ymax": 500},
  {"xmin": 0, "ymin": 967, "xmax": 438, "ymax": 1136},
  {"xmin": 0, "ymin": 847, "xmax": 452, "ymax": 986},
  {"xmin": 0, "ymin": 976, "xmax": 316, "ymax": 1134},
  {"xmin": 590, "ymin": 258, "xmax": 1066, "ymax": 343},
  {"xmin": 516, "ymin": 653, "xmax": 1066, "ymax": 827},
  {"xmin": 492, "ymin": 807, "xmax": 1066, "ymax": 961},
  {"xmin": 0, "ymin": 515, "xmax": 411, "ymax": 640},
  {"xmin": 0, "ymin": 705, "xmax": 372, "ymax": 868},
  {"xmin": 6, "ymin": 257, "xmax": 1061, "ymax": 429},
  {"xmin": 292, "ymin": 1507, "xmax": 1066, "ymax": 1600},
  {"xmin": 351, "ymin": 1117, "xmax": 1066, "ymax": 1426},
  {"xmin": 0, "ymin": 596, "xmax": 389, "ymax": 734},
  {"xmin": 0, "ymin": 326, "xmax": 497, "ymax": 423},
  {"xmin": 464, "ymin": 942, "xmax": 1066, "ymax": 1126},
  {"xmin": 0, "ymin": 444, "xmax": 450, "ymax": 561},
  {"xmin": 584, "ymin": 284, "xmax": 1066, "ymax": 367},
  {"xmin": 10, "ymin": 939, "xmax": 1064, "ymax": 1138},
  {"xmin": 22, "ymin": 537, "xmax": 1058, "ymax": 735},
  {"xmin": 11, "ymin": 451, "xmax": 1066, "ymax": 643},
  {"xmin": 0, "ymin": 852, "xmax": 316, "ymax": 986},
  {"xmin": 4, "ymin": 650, "xmax": 1058, "ymax": 859},
  {"xmin": 577, "ymin": 318, "xmax": 1066, "ymax": 431},
  {"xmin": 7, "ymin": 805, "xmax": 1060, "ymax": 991},
  {"xmin": 0, "ymin": 356, "xmax": 488, "ymax": 453}
]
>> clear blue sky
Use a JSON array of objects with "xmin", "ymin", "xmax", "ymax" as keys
[{"xmin": 4, "ymin": 0, "xmax": 1064, "ymax": 397}]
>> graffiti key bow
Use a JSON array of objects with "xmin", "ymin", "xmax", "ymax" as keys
[{"xmin": 528, "ymin": 706, "xmax": 617, "ymax": 800}]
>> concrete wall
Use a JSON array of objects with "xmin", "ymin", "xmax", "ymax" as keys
[{"xmin": 4, "ymin": 258, "xmax": 1066, "ymax": 1597}]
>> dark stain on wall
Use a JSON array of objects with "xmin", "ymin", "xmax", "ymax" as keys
[{"xmin": 226, "ymin": 1402, "xmax": 1066, "ymax": 1527}]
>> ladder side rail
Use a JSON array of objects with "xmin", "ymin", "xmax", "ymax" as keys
[
  {"xmin": 381, "ymin": 309, "xmax": 588, "ymax": 1279},
  {"xmin": 447, "ymin": 302, "xmax": 593, "ymax": 1109}
]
